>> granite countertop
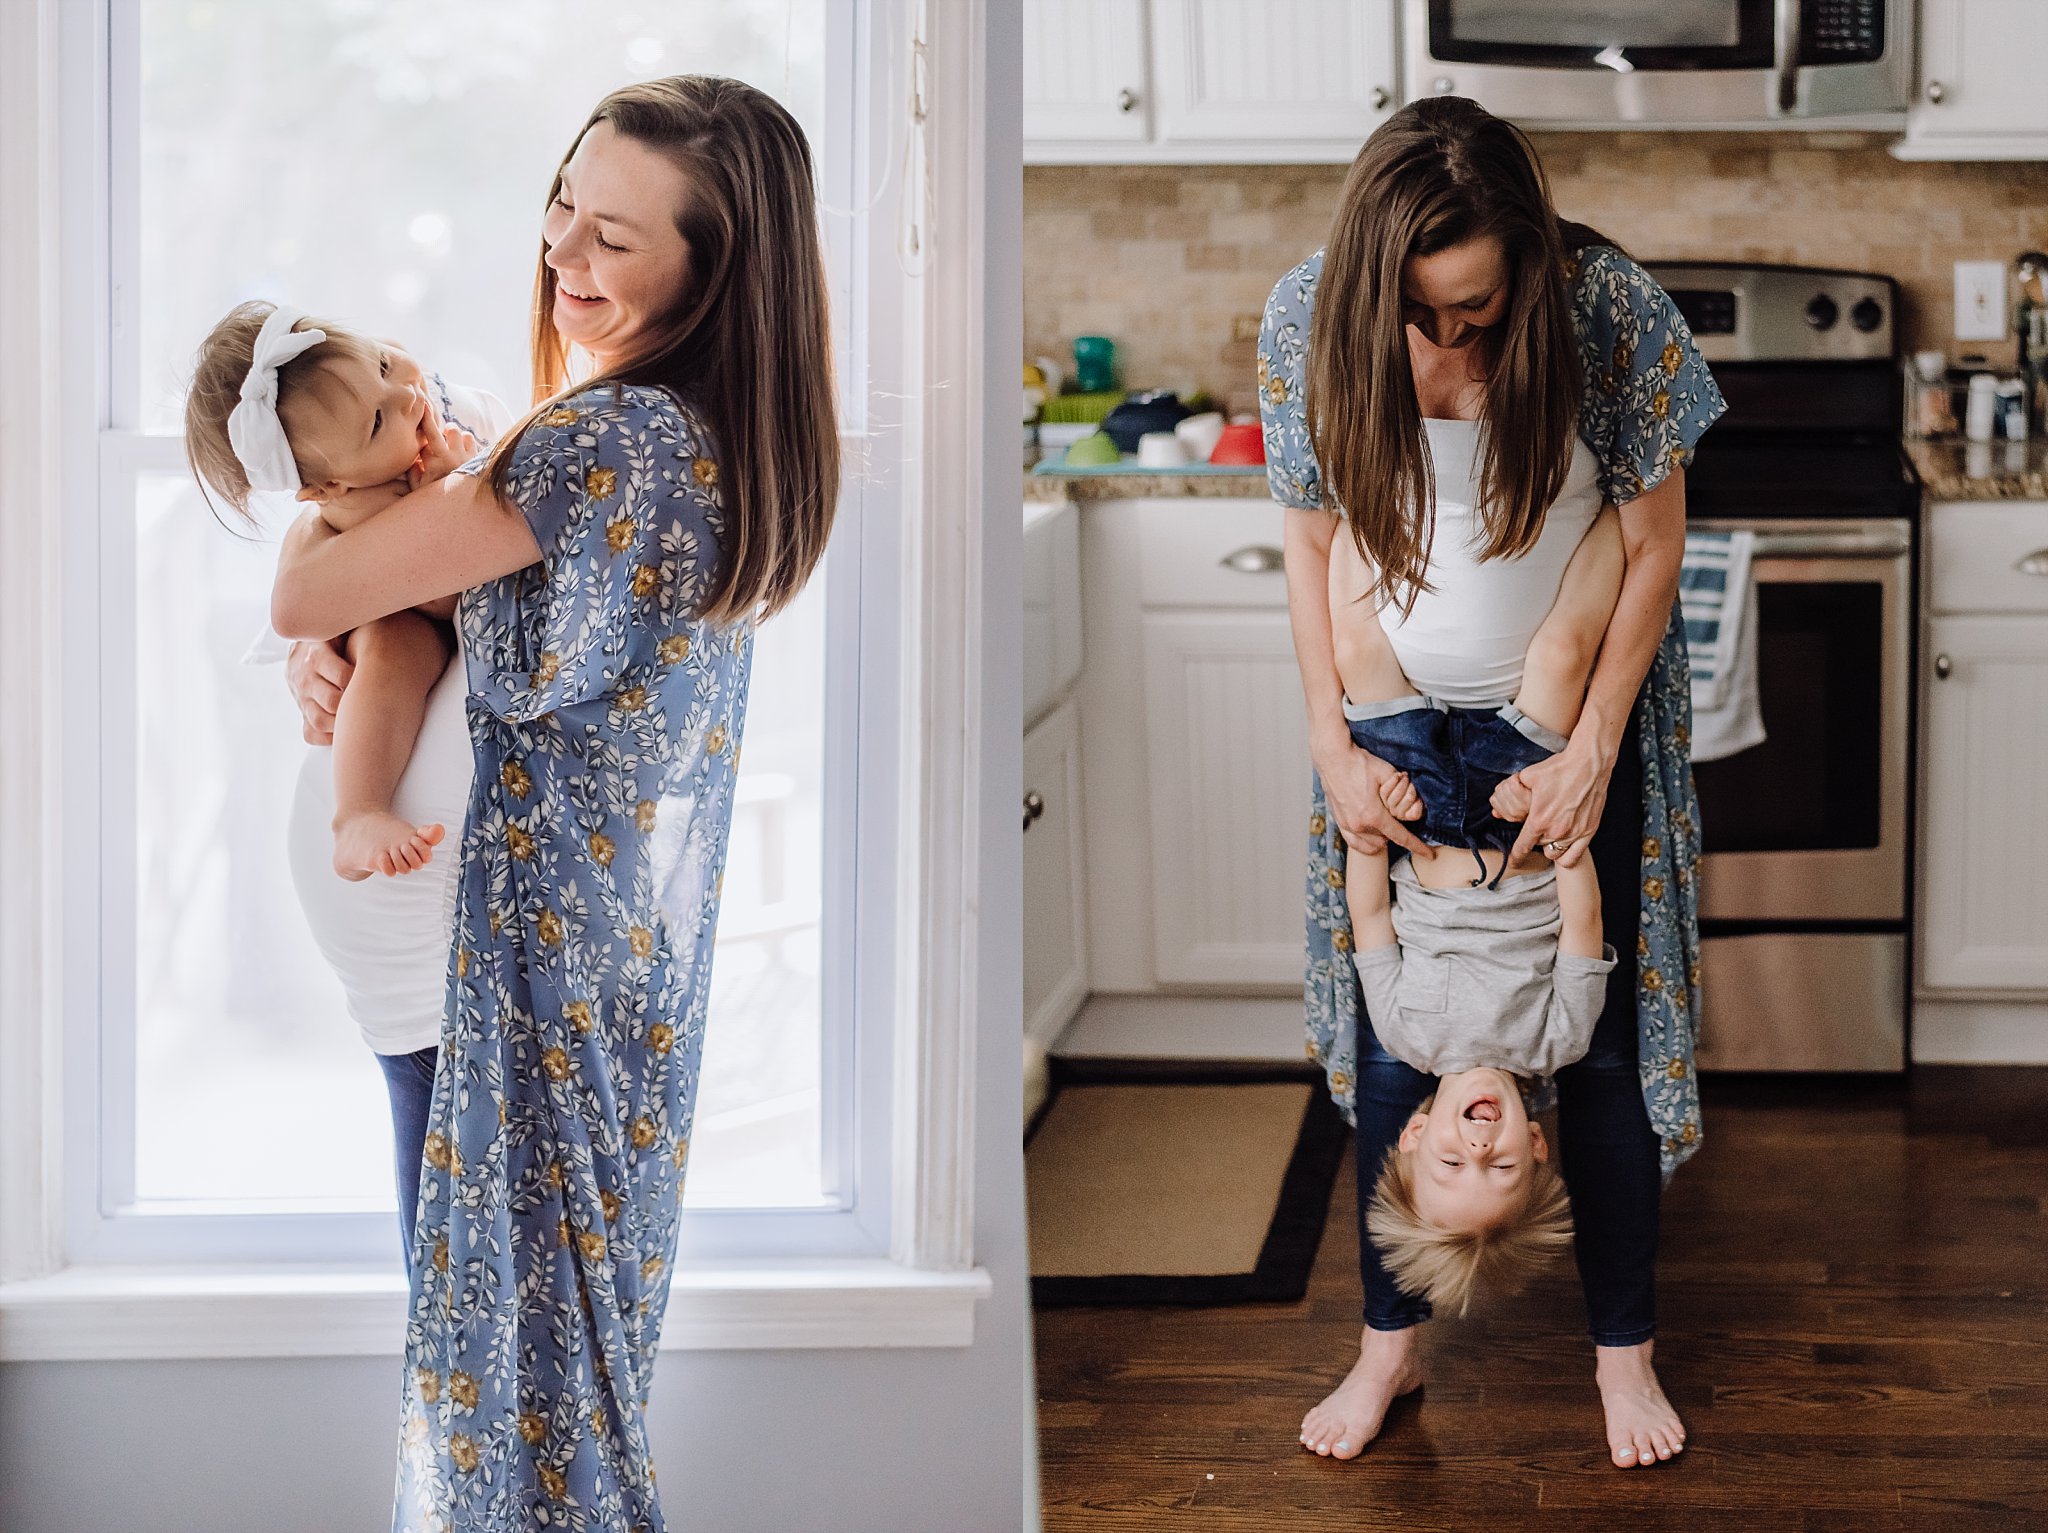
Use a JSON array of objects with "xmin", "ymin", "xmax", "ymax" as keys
[
  {"xmin": 1023, "ymin": 468, "xmax": 1270, "ymax": 502},
  {"xmin": 1028, "ymin": 439, "xmax": 2048, "ymax": 506},
  {"xmin": 1907, "ymin": 438, "xmax": 2048, "ymax": 502}
]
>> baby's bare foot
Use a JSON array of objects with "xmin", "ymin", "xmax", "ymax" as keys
[
  {"xmin": 333, "ymin": 812, "xmax": 445, "ymax": 881},
  {"xmin": 1300, "ymin": 1325, "xmax": 1424, "ymax": 1460},
  {"xmin": 1595, "ymin": 1341, "xmax": 1686, "ymax": 1468}
]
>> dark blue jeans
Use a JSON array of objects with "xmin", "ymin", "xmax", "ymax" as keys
[
  {"xmin": 1352, "ymin": 710, "xmax": 1661, "ymax": 1346},
  {"xmin": 375, "ymin": 1045, "xmax": 439, "ymax": 1276}
]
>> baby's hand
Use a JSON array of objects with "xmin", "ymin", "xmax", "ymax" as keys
[
  {"xmin": 1491, "ymin": 771, "xmax": 1534, "ymax": 823},
  {"xmin": 1378, "ymin": 769, "xmax": 1424, "ymax": 822},
  {"xmin": 408, "ymin": 419, "xmax": 483, "ymax": 491}
]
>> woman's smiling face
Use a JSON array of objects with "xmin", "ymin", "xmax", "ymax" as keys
[
  {"xmin": 1400, "ymin": 234, "xmax": 1512, "ymax": 350},
  {"xmin": 542, "ymin": 120, "xmax": 694, "ymax": 371}
]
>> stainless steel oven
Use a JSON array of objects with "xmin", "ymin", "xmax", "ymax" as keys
[
  {"xmin": 1406, "ymin": 0, "xmax": 1912, "ymax": 127},
  {"xmin": 1687, "ymin": 518, "xmax": 1911, "ymax": 1071},
  {"xmin": 1645, "ymin": 262, "xmax": 1918, "ymax": 1072}
]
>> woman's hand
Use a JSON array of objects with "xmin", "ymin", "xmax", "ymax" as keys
[
  {"xmin": 1316, "ymin": 737, "xmax": 1431, "ymax": 859},
  {"xmin": 1504, "ymin": 740, "xmax": 1616, "ymax": 869},
  {"xmin": 286, "ymin": 636, "xmax": 353, "ymax": 745}
]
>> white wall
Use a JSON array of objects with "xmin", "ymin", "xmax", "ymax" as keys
[{"xmin": 0, "ymin": 2, "xmax": 1034, "ymax": 1528}]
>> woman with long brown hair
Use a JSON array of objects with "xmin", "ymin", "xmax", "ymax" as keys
[
  {"xmin": 270, "ymin": 75, "xmax": 837, "ymax": 1530},
  {"xmin": 1258, "ymin": 96, "xmax": 1721, "ymax": 1470}
]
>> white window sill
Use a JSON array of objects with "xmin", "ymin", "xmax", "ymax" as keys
[{"xmin": 0, "ymin": 1258, "xmax": 992, "ymax": 1362}]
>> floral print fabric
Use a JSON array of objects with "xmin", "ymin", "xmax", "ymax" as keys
[
  {"xmin": 1257, "ymin": 245, "xmax": 1726, "ymax": 1179},
  {"xmin": 394, "ymin": 383, "xmax": 750, "ymax": 1532}
]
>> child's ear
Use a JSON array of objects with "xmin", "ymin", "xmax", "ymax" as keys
[
  {"xmin": 1397, "ymin": 1111, "xmax": 1428, "ymax": 1153},
  {"xmin": 1528, "ymin": 1121, "xmax": 1550, "ymax": 1163},
  {"xmin": 294, "ymin": 483, "xmax": 332, "ymax": 504}
]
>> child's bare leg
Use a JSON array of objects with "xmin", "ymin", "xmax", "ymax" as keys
[
  {"xmin": 331, "ymin": 611, "xmax": 452, "ymax": 881},
  {"xmin": 1330, "ymin": 548, "xmax": 1422, "ymax": 707},
  {"xmin": 1512, "ymin": 506, "xmax": 1625, "ymax": 738}
]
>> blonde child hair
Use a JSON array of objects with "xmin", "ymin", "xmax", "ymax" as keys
[
  {"xmin": 183, "ymin": 299, "xmax": 381, "ymax": 521},
  {"xmin": 1366, "ymin": 1109, "xmax": 1575, "ymax": 1318}
]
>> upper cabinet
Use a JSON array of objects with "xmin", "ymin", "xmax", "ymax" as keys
[
  {"xmin": 1894, "ymin": 0, "xmax": 2048, "ymax": 160},
  {"xmin": 1025, "ymin": 0, "xmax": 1397, "ymax": 164}
]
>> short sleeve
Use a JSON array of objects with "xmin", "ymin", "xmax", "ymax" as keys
[
  {"xmin": 1572, "ymin": 248, "xmax": 1728, "ymax": 506},
  {"xmin": 1257, "ymin": 253, "xmax": 1327, "ymax": 511},
  {"xmin": 468, "ymin": 383, "xmax": 726, "ymax": 722},
  {"xmin": 1351, "ymin": 942, "xmax": 1403, "ymax": 1034},
  {"xmin": 1546, "ymin": 941, "xmax": 1620, "ymax": 1069}
]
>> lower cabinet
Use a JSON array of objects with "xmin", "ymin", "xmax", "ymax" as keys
[
  {"xmin": 1917, "ymin": 613, "xmax": 2048, "ymax": 991},
  {"xmin": 1140, "ymin": 610, "xmax": 1314, "ymax": 986},
  {"xmin": 1024, "ymin": 695, "xmax": 1089, "ymax": 1044}
]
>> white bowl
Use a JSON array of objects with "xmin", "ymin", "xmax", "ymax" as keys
[
  {"xmin": 1136, "ymin": 431, "xmax": 1189, "ymax": 468},
  {"xmin": 1174, "ymin": 411, "xmax": 1225, "ymax": 460}
]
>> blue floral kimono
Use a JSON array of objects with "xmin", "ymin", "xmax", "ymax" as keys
[
  {"xmin": 1257, "ymin": 245, "xmax": 1725, "ymax": 1179},
  {"xmin": 394, "ymin": 383, "xmax": 750, "ymax": 1532}
]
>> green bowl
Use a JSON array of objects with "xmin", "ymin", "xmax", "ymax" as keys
[{"xmin": 1061, "ymin": 430, "xmax": 1122, "ymax": 468}]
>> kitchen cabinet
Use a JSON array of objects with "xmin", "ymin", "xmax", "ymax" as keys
[
  {"xmin": 1078, "ymin": 498, "xmax": 1311, "ymax": 994},
  {"xmin": 1024, "ymin": 696, "xmax": 1090, "ymax": 1047},
  {"xmin": 1025, "ymin": 0, "xmax": 1397, "ymax": 164},
  {"xmin": 1918, "ymin": 613, "xmax": 2048, "ymax": 989},
  {"xmin": 1915, "ymin": 500, "xmax": 2048, "ymax": 1063},
  {"xmin": 1023, "ymin": 0, "xmax": 1152, "ymax": 148},
  {"xmin": 1894, "ymin": 0, "xmax": 2048, "ymax": 160}
]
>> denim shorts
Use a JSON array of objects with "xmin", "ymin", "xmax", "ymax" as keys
[{"xmin": 1342, "ymin": 693, "xmax": 1568, "ymax": 877}]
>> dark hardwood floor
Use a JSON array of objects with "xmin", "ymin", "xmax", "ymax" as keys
[{"xmin": 1034, "ymin": 1068, "xmax": 2048, "ymax": 1531}]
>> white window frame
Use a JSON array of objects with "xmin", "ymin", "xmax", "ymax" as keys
[{"xmin": 0, "ymin": 0, "xmax": 997, "ymax": 1359}]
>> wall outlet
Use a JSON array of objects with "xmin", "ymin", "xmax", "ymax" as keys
[
  {"xmin": 1231, "ymin": 313, "xmax": 1263, "ymax": 343},
  {"xmin": 1955, "ymin": 260, "xmax": 2008, "ymax": 342}
]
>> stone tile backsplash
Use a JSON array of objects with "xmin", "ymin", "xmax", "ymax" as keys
[{"xmin": 1024, "ymin": 135, "xmax": 2048, "ymax": 417}]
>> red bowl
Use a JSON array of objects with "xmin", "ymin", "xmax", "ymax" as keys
[{"xmin": 1208, "ymin": 422, "xmax": 1265, "ymax": 465}]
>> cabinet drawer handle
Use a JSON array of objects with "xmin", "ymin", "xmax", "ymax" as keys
[
  {"xmin": 1934, "ymin": 653, "xmax": 1952, "ymax": 680},
  {"xmin": 1220, "ymin": 544, "xmax": 1285, "ymax": 574},
  {"xmin": 1924, "ymin": 79, "xmax": 1946, "ymax": 104},
  {"xmin": 1117, "ymin": 87, "xmax": 1139, "ymax": 114},
  {"xmin": 2017, "ymin": 549, "xmax": 2048, "ymax": 576},
  {"xmin": 1023, "ymin": 790, "xmax": 1046, "ymax": 831},
  {"xmin": 1370, "ymin": 86, "xmax": 1390, "ymax": 110}
]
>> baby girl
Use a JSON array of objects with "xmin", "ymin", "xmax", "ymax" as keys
[{"xmin": 183, "ymin": 300, "xmax": 503, "ymax": 880}]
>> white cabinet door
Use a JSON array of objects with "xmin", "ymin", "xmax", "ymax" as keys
[
  {"xmin": 1024, "ymin": 697, "xmax": 1090, "ymax": 1046},
  {"xmin": 1896, "ymin": 0, "xmax": 2048, "ymax": 159},
  {"xmin": 1023, "ymin": 0, "xmax": 1152, "ymax": 145},
  {"xmin": 1918, "ymin": 616, "xmax": 2048, "ymax": 989},
  {"xmin": 1141, "ymin": 610, "xmax": 1313, "ymax": 986},
  {"xmin": 1151, "ymin": 0, "xmax": 1395, "ymax": 145}
]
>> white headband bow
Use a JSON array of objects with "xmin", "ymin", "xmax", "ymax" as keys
[{"xmin": 226, "ymin": 305, "xmax": 327, "ymax": 493}]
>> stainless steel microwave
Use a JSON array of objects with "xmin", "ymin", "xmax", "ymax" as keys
[{"xmin": 1404, "ymin": 0, "xmax": 1913, "ymax": 128}]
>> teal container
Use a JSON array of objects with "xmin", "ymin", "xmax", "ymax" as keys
[{"xmin": 1073, "ymin": 334, "xmax": 1117, "ymax": 394}]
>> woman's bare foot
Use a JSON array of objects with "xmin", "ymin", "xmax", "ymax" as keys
[
  {"xmin": 1299, "ymin": 1325, "xmax": 1424, "ymax": 1460},
  {"xmin": 1594, "ymin": 1340, "xmax": 1685, "ymax": 1468},
  {"xmin": 333, "ymin": 812, "xmax": 444, "ymax": 881}
]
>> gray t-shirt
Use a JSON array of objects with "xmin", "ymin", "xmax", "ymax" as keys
[{"xmin": 1352, "ymin": 854, "xmax": 1618, "ymax": 1078}]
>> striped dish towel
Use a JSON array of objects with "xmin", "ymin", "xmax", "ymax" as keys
[
  {"xmin": 1681, "ymin": 529, "xmax": 1766, "ymax": 762},
  {"xmin": 1681, "ymin": 530, "xmax": 1753, "ymax": 712}
]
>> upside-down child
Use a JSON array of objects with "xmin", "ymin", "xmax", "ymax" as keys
[
  {"xmin": 185, "ymin": 301, "xmax": 501, "ymax": 881},
  {"xmin": 1331, "ymin": 502, "xmax": 1628, "ymax": 1315}
]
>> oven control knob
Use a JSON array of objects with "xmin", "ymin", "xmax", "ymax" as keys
[
  {"xmin": 1805, "ymin": 295, "xmax": 1839, "ymax": 330},
  {"xmin": 1850, "ymin": 297, "xmax": 1885, "ymax": 332}
]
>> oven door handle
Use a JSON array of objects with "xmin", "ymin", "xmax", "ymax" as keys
[{"xmin": 1693, "ymin": 526, "xmax": 1912, "ymax": 559}]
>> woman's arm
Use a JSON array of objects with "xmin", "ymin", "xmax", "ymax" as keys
[
  {"xmin": 1506, "ymin": 467, "xmax": 1687, "ymax": 868},
  {"xmin": 271, "ymin": 467, "xmax": 543, "ymax": 641},
  {"xmin": 1283, "ymin": 507, "xmax": 1429, "ymax": 858}
]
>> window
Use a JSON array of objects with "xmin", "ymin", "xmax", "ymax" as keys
[{"xmin": 66, "ymin": 0, "xmax": 892, "ymax": 1267}]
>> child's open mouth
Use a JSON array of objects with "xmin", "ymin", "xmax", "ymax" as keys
[{"xmin": 1463, "ymin": 1097, "xmax": 1502, "ymax": 1124}]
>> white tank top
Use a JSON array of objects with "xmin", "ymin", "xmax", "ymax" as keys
[{"xmin": 1374, "ymin": 420, "xmax": 1604, "ymax": 707}]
